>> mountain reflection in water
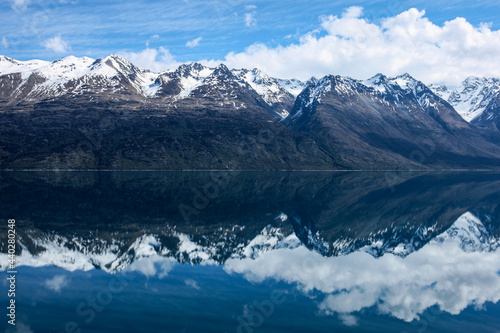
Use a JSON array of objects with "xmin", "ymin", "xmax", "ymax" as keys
[{"xmin": 1, "ymin": 171, "xmax": 499, "ymax": 332}]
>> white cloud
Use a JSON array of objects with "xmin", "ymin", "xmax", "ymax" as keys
[
  {"xmin": 10, "ymin": 0, "xmax": 29, "ymax": 12},
  {"xmin": 83, "ymin": 6, "xmax": 500, "ymax": 86},
  {"xmin": 184, "ymin": 279, "xmax": 201, "ymax": 290},
  {"xmin": 339, "ymin": 314, "xmax": 358, "ymax": 327},
  {"xmin": 118, "ymin": 47, "xmax": 181, "ymax": 72},
  {"xmin": 220, "ymin": 7, "xmax": 500, "ymax": 85},
  {"xmin": 44, "ymin": 275, "xmax": 68, "ymax": 293},
  {"xmin": 341, "ymin": 6, "xmax": 363, "ymax": 18},
  {"xmin": 186, "ymin": 37, "xmax": 202, "ymax": 48},
  {"xmin": 1, "ymin": 37, "xmax": 8, "ymax": 49},
  {"xmin": 41, "ymin": 35, "xmax": 70, "ymax": 53},
  {"xmin": 245, "ymin": 12, "xmax": 256, "ymax": 27},
  {"xmin": 147, "ymin": 35, "xmax": 161, "ymax": 48},
  {"xmin": 244, "ymin": 6, "xmax": 257, "ymax": 27},
  {"xmin": 224, "ymin": 213, "xmax": 500, "ymax": 323},
  {"xmin": 126, "ymin": 255, "xmax": 176, "ymax": 278}
]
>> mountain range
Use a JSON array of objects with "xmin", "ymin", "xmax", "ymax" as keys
[
  {"xmin": 1, "ymin": 54, "xmax": 500, "ymax": 169},
  {"xmin": 1, "ymin": 210, "xmax": 497, "ymax": 273},
  {"xmin": 1, "ymin": 171, "xmax": 499, "ymax": 272}
]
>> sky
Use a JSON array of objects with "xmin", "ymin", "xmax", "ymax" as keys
[{"xmin": 1, "ymin": 0, "xmax": 500, "ymax": 85}]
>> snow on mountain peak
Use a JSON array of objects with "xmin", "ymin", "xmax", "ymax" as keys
[
  {"xmin": 429, "ymin": 76, "xmax": 500, "ymax": 122},
  {"xmin": 4, "ymin": 54, "xmax": 500, "ymax": 124},
  {"xmin": 447, "ymin": 76, "xmax": 500, "ymax": 122},
  {"xmin": 175, "ymin": 62, "xmax": 210, "ymax": 77},
  {"xmin": 363, "ymin": 73, "xmax": 391, "ymax": 94},
  {"xmin": 1, "ymin": 210, "xmax": 498, "ymax": 275},
  {"xmin": 0, "ymin": 55, "xmax": 50, "ymax": 75},
  {"xmin": 428, "ymin": 84, "xmax": 452, "ymax": 101},
  {"xmin": 372, "ymin": 73, "xmax": 448, "ymax": 112},
  {"xmin": 432, "ymin": 212, "xmax": 499, "ymax": 252},
  {"xmin": 232, "ymin": 67, "xmax": 296, "ymax": 108},
  {"xmin": 277, "ymin": 78, "xmax": 305, "ymax": 97},
  {"xmin": 390, "ymin": 73, "xmax": 420, "ymax": 91},
  {"xmin": 173, "ymin": 63, "xmax": 215, "ymax": 99},
  {"xmin": 38, "ymin": 55, "xmax": 96, "ymax": 80},
  {"xmin": 305, "ymin": 76, "xmax": 333, "ymax": 103}
]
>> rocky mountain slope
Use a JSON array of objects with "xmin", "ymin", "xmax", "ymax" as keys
[
  {"xmin": 0, "ymin": 55, "xmax": 334, "ymax": 170},
  {"xmin": 285, "ymin": 74, "xmax": 500, "ymax": 169},
  {"xmin": 1, "ymin": 55, "xmax": 500, "ymax": 169}
]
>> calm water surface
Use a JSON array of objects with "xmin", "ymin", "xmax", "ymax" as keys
[{"xmin": 1, "ymin": 171, "xmax": 500, "ymax": 333}]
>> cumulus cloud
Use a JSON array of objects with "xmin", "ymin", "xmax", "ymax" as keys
[
  {"xmin": 126, "ymin": 256, "xmax": 177, "ymax": 278},
  {"xmin": 220, "ymin": 7, "xmax": 500, "ymax": 85},
  {"xmin": 105, "ymin": 7, "xmax": 500, "ymax": 85},
  {"xmin": 10, "ymin": 0, "xmax": 29, "ymax": 12},
  {"xmin": 339, "ymin": 313, "xmax": 358, "ymax": 327},
  {"xmin": 186, "ymin": 37, "xmax": 202, "ymax": 48},
  {"xmin": 184, "ymin": 279, "xmax": 201, "ymax": 290},
  {"xmin": 224, "ymin": 216, "xmax": 500, "ymax": 323},
  {"xmin": 41, "ymin": 35, "xmax": 70, "ymax": 53},
  {"xmin": 1, "ymin": 37, "xmax": 8, "ymax": 49},
  {"xmin": 44, "ymin": 275, "xmax": 68, "ymax": 293},
  {"xmin": 118, "ymin": 47, "xmax": 181, "ymax": 72}
]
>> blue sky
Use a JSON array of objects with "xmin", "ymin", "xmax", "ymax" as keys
[{"xmin": 1, "ymin": 0, "xmax": 500, "ymax": 84}]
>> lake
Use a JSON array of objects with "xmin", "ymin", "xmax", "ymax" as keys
[{"xmin": 1, "ymin": 171, "xmax": 500, "ymax": 333}]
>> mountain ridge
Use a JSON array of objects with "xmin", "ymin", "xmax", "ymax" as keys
[
  {"xmin": 1, "ymin": 54, "xmax": 500, "ymax": 170},
  {"xmin": 1, "ymin": 211, "xmax": 497, "ymax": 273},
  {"xmin": 2, "ymin": 170, "xmax": 499, "ymax": 272},
  {"xmin": 3, "ymin": 54, "xmax": 498, "ymax": 123},
  {"xmin": 430, "ymin": 76, "xmax": 500, "ymax": 128}
]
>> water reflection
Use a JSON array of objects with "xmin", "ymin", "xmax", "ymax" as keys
[
  {"xmin": 1, "ymin": 171, "xmax": 500, "ymax": 331},
  {"xmin": 225, "ymin": 212, "xmax": 500, "ymax": 322}
]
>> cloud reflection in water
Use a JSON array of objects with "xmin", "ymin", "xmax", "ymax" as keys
[{"xmin": 224, "ymin": 213, "xmax": 500, "ymax": 323}]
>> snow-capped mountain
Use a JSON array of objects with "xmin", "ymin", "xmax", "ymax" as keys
[
  {"xmin": 285, "ymin": 71, "xmax": 494, "ymax": 169},
  {"xmin": 428, "ymin": 84, "xmax": 452, "ymax": 101},
  {"xmin": 0, "ymin": 54, "xmax": 160, "ymax": 103},
  {"xmin": 0, "ymin": 55, "xmax": 49, "ymax": 75},
  {"xmin": 0, "ymin": 213, "xmax": 294, "ymax": 272},
  {"xmin": 1, "ymin": 211, "xmax": 497, "ymax": 273},
  {"xmin": 2, "ymin": 168, "xmax": 500, "ymax": 274},
  {"xmin": 430, "ymin": 77, "xmax": 500, "ymax": 124},
  {"xmin": 232, "ymin": 68, "xmax": 304, "ymax": 119},
  {"xmin": 0, "ymin": 55, "xmax": 301, "ymax": 120},
  {"xmin": 433, "ymin": 212, "xmax": 499, "ymax": 252},
  {"xmin": 291, "ymin": 72, "xmax": 460, "ymax": 124},
  {"xmin": 363, "ymin": 73, "xmax": 463, "ymax": 122},
  {"xmin": 1, "ymin": 54, "xmax": 500, "ymax": 170},
  {"xmin": 448, "ymin": 77, "xmax": 500, "ymax": 122},
  {"xmin": 1, "ymin": 54, "xmax": 497, "ymax": 126}
]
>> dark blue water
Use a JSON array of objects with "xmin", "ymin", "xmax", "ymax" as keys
[{"xmin": 1, "ymin": 171, "xmax": 500, "ymax": 333}]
